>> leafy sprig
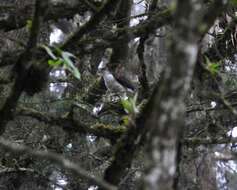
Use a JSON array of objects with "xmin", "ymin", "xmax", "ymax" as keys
[{"xmin": 41, "ymin": 45, "xmax": 81, "ymax": 80}]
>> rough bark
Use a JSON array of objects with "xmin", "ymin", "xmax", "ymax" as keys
[{"xmin": 140, "ymin": 1, "xmax": 227, "ymax": 190}]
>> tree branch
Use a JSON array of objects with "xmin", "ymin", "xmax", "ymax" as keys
[
  {"xmin": 0, "ymin": 138, "xmax": 117, "ymax": 190},
  {"xmin": 0, "ymin": 1, "xmax": 89, "ymax": 31},
  {"xmin": 61, "ymin": 0, "xmax": 121, "ymax": 50},
  {"xmin": 0, "ymin": 0, "xmax": 47, "ymax": 135},
  {"xmin": 16, "ymin": 106, "xmax": 126, "ymax": 142}
]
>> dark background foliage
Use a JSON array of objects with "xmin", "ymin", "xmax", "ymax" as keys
[{"xmin": 0, "ymin": 0, "xmax": 237, "ymax": 190}]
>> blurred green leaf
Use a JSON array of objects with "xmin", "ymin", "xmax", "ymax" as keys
[
  {"xmin": 230, "ymin": 0, "xmax": 237, "ymax": 6},
  {"xmin": 61, "ymin": 51, "xmax": 81, "ymax": 80},
  {"xmin": 205, "ymin": 56, "xmax": 220, "ymax": 76},
  {"xmin": 121, "ymin": 115, "xmax": 130, "ymax": 125},
  {"xmin": 121, "ymin": 98, "xmax": 133, "ymax": 114},
  {"xmin": 54, "ymin": 47, "xmax": 63, "ymax": 56},
  {"xmin": 41, "ymin": 45, "xmax": 57, "ymax": 60},
  {"xmin": 41, "ymin": 45, "xmax": 81, "ymax": 80},
  {"xmin": 121, "ymin": 93, "xmax": 138, "ymax": 114},
  {"xmin": 26, "ymin": 19, "xmax": 32, "ymax": 31},
  {"xmin": 48, "ymin": 59, "xmax": 63, "ymax": 67},
  {"xmin": 61, "ymin": 52, "xmax": 76, "ymax": 69}
]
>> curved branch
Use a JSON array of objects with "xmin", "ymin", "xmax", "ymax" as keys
[{"xmin": 16, "ymin": 106, "xmax": 127, "ymax": 141}]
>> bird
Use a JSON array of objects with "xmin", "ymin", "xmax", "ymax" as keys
[
  {"xmin": 98, "ymin": 48, "xmax": 138, "ymax": 97},
  {"xmin": 100, "ymin": 67, "xmax": 127, "ymax": 95},
  {"xmin": 113, "ymin": 63, "xmax": 137, "ymax": 91}
]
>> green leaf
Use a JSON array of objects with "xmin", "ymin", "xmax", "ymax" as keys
[
  {"xmin": 41, "ymin": 45, "xmax": 57, "ymax": 60},
  {"xmin": 131, "ymin": 93, "xmax": 138, "ymax": 110},
  {"xmin": 205, "ymin": 56, "xmax": 220, "ymax": 76},
  {"xmin": 48, "ymin": 59, "xmax": 63, "ymax": 67},
  {"xmin": 61, "ymin": 52, "xmax": 76, "ymax": 68},
  {"xmin": 41, "ymin": 45, "xmax": 81, "ymax": 80},
  {"xmin": 121, "ymin": 98, "xmax": 133, "ymax": 114},
  {"xmin": 26, "ymin": 19, "xmax": 32, "ymax": 31},
  {"xmin": 121, "ymin": 116, "xmax": 130, "ymax": 125},
  {"xmin": 121, "ymin": 93, "xmax": 139, "ymax": 114},
  {"xmin": 68, "ymin": 66, "xmax": 81, "ymax": 80},
  {"xmin": 61, "ymin": 51, "xmax": 81, "ymax": 80}
]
